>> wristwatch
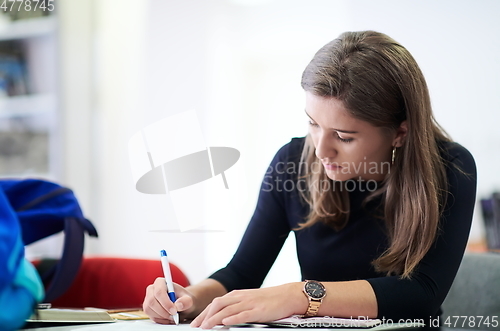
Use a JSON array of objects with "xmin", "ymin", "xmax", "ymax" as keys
[{"xmin": 302, "ymin": 280, "xmax": 326, "ymax": 317}]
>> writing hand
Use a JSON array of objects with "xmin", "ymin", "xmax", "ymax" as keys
[
  {"xmin": 143, "ymin": 277, "xmax": 195, "ymax": 324},
  {"xmin": 190, "ymin": 283, "xmax": 303, "ymax": 329}
]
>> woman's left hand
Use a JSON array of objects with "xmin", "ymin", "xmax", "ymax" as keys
[{"xmin": 190, "ymin": 283, "xmax": 304, "ymax": 329}]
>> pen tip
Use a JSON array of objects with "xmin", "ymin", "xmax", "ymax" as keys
[
  {"xmin": 160, "ymin": 250, "xmax": 167, "ymax": 257},
  {"xmin": 173, "ymin": 314, "xmax": 179, "ymax": 325}
]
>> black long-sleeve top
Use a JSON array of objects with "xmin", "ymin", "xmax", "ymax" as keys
[{"xmin": 209, "ymin": 136, "xmax": 477, "ymax": 321}]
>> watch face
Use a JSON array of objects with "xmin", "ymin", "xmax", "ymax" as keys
[{"xmin": 305, "ymin": 281, "xmax": 326, "ymax": 299}]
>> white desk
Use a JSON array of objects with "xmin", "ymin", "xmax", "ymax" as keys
[
  {"xmin": 22, "ymin": 320, "xmax": 486, "ymax": 331},
  {"xmin": 24, "ymin": 320, "xmax": 197, "ymax": 331}
]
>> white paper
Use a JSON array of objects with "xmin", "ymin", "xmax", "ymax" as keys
[
  {"xmin": 266, "ymin": 315, "xmax": 382, "ymax": 328},
  {"xmin": 76, "ymin": 320, "xmax": 195, "ymax": 330}
]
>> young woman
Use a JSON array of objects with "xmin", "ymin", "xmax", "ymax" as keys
[{"xmin": 142, "ymin": 30, "xmax": 477, "ymax": 329}]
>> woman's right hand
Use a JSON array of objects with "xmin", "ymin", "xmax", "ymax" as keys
[{"xmin": 143, "ymin": 277, "xmax": 196, "ymax": 324}]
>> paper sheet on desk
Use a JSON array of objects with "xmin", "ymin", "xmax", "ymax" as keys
[
  {"xmin": 263, "ymin": 315, "xmax": 382, "ymax": 328},
  {"xmin": 252, "ymin": 315, "xmax": 425, "ymax": 330},
  {"xmin": 75, "ymin": 318, "xmax": 425, "ymax": 330},
  {"xmin": 76, "ymin": 320, "xmax": 200, "ymax": 330}
]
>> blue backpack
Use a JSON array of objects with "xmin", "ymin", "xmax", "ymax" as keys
[{"xmin": 0, "ymin": 178, "xmax": 98, "ymax": 330}]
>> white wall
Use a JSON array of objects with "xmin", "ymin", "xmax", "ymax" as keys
[
  {"xmin": 57, "ymin": 0, "xmax": 500, "ymax": 287},
  {"xmin": 339, "ymin": 0, "xmax": 500, "ymax": 242}
]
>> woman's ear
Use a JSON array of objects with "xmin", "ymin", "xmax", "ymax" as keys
[{"xmin": 393, "ymin": 120, "xmax": 408, "ymax": 147}]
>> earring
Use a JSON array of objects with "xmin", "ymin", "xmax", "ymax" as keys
[{"xmin": 391, "ymin": 146, "xmax": 397, "ymax": 165}]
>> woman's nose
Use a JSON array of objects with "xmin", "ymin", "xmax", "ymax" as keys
[{"xmin": 314, "ymin": 133, "xmax": 337, "ymax": 160}]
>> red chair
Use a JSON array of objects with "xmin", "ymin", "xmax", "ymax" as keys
[{"xmin": 48, "ymin": 257, "xmax": 190, "ymax": 309}]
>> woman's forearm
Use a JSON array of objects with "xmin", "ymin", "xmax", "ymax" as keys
[
  {"xmin": 289, "ymin": 280, "xmax": 378, "ymax": 319},
  {"xmin": 185, "ymin": 278, "xmax": 228, "ymax": 319},
  {"xmin": 184, "ymin": 278, "xmax": 377, "ymax": 321}
]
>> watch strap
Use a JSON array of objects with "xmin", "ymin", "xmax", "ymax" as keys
[{"xmin": 304, "ymin": 298, "xmax": 322, "ymax": 317}]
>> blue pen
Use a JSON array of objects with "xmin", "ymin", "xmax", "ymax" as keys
[{"xmin": 160, "ymin": 250, "xmax": 179, "ymax": 324}]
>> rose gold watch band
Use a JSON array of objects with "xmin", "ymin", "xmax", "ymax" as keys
[{"xmin": 304, "ymin": 299, "xmax": 322, "ymax": 317}]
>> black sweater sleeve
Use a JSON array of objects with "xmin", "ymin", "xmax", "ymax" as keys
[
  {"xmin": 208, "ymin": 142, "xmax": 292, "ymax": 291},
  {"xmin": 366, "ymin": 143, "xmax": 478, "ymax": 320}
]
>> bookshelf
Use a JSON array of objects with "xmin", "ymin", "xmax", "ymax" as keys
[
  {"xmin": 0, "ymin": 15, "xmax": 56, "ymax": 41},
  {"xmin": 0, "ymin": 11, "xmax": 59, "ymax": 178}
]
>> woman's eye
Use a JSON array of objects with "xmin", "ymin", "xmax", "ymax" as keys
[
  {"xmin": 308, "ymin": 120, "xmax": 319, "ymax": 128},
  {"xmin": 337, "ymin": 133, "xmax": 353, "ymax": 143},
  {"xmin": 308, "ymin": 121, "xmax": 353, "ymax": 143}
]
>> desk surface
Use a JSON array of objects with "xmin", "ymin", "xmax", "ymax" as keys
[
  {"xmin": 24, "ymin": 320, "xmax": 189, "ymax": 330},
  {"xmin": 22, "ymin": 320, "xmax": 488, "ymax": 331}
]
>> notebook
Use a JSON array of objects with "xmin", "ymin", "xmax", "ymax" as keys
[{"xmin": 26, "ymin": 308, "xmax": 116, "ymax": 325}]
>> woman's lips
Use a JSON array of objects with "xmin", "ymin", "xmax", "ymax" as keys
[{"xmin": 323, "ymin": 163, "xmax": 342, "ymax": 171}]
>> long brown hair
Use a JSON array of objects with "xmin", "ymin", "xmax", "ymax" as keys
[{"xmin": 298, "ymin": 31, "xmax": 450, "ymax": 278}]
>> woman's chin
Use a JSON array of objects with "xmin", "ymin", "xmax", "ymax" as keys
[{"xmin": 325, "ymin": 172, "xmax": 351, "ymax": 182}]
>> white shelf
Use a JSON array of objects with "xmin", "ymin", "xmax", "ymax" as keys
[
  {"xmin": 0, "ymin": 16, "xmax": 56, "ymax": 41},
  {"xmin": 0, "ymin": 172, "xmax": 53, "ymax": 179},
  {"xmin": 0, "ymin": 13, "xmax": 59, "ymax": 180},
  {"xmin": 0, "ymin": 93, "xmax": 56, "ymax": 117}
]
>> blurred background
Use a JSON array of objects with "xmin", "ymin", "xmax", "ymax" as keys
[{"xmin": 1, "ymin": 0, "xmax": 499, "ymax": 286}]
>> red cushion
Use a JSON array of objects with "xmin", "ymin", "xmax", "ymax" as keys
[{"xmin": 50, "ymin": 257, "xmax": 190, "ymax": 309}]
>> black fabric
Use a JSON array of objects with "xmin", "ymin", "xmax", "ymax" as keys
[
  {"xmin": 209, "ymin": 136, "xmax": 477, "ymax": 323},
  {"xmin": 15, "ymin": 187, "xmax": 73, "ymax": 212},
  {"xmin": 42, "ymin": 217, "xmax": 86, "ymax": 302}
]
